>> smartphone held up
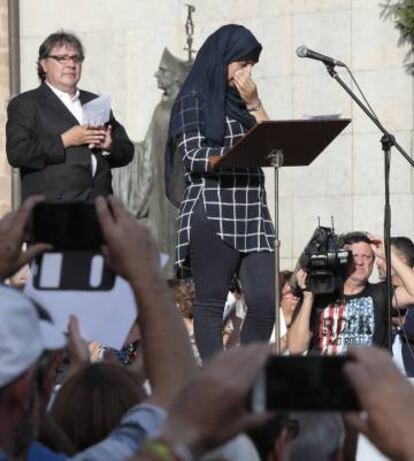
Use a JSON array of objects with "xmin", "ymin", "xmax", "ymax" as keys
[
  {"xmin": 32, "ymin": 202, "xmax": 104, "ymax": 251},
  {"xmin": 251, "ymin": 355, "xmax": 360, "ymax": 412}
]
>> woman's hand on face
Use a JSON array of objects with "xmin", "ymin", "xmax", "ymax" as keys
[{"xmin": 233, "ymin": 66, "xmax": 259, "ymax": 106}]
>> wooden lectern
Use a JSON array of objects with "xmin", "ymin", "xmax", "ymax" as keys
[{"xmin": 210, "ymin": 118, "xmax": 351, "ymax": 353}]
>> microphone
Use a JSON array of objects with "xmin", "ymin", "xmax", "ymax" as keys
[{"xmin": 296, "ymin": 45, "xmax": 345, "ymax": 68}]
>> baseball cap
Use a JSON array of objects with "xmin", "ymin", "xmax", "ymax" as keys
[{"xmin": 0, "ymin": 285, "xmax": 67, "ymax": 388}]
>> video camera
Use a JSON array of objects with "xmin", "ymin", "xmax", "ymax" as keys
[{"xmin": 298, "ymin": 221, "xmax": 352, "ymax": 294}]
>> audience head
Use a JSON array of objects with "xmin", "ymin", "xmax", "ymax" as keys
[
  {"xmin": 168, "ymin": 279, "xmax": 195, "ymax": 319},
  {"xmin": 377, "ymin": 236, "xmax": 414, "ymax": 281},
  {"xmin": 37, "ymin": 30, "xmax": 84, "ymax": 87},
  {"xmin": 279, "ymin": 270, "xmax": 299, "ymax": 324},
  {"xmin": 279, "ymin": 270, "xmax": 293, "ymax": 299},
  {"xmin": 50, "ymin": 361, "xmax": 146, "ymax": 452},
  {"xmin": 249, "ymin": 413, "xmax": 296, "ymax": 461},
  {"xmin": 288, "ymin": 412, "xmax": 344, "ymax": 461},
  {"xmin": 391, "ymin": 236, "xmax": 414, "ymax": 267},
  {"xmin": 0, "ymin": 286, "xmax": 66, "ymax": 459},
  {"xmin": 340, "ymin": 231, "xmax": 374, "ymax": 284}
]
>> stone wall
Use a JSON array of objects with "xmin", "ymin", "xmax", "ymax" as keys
[
  {"xmin": 0, "ymin": 0, "xmax": 10, "ymax": 216},
  {"xmin": 273, "ymin": 0, "xmax": 414, "ymax": 270},
  {"xmin": 18, "ymin": 0, "xmax": 414, "ymax": 270}
]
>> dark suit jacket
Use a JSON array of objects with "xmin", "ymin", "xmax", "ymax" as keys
[
  {"xmin": 6, "ymin": 83, "xmax": 134, "ymax": 202},
  {"xmin": 401, "ymin": 309, "xmax": 414, "ymax": 377}
]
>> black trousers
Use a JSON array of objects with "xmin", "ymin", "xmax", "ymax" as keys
[{"xmin": 190, "ymin": 200, "xmax": 275, "ymax": 361}]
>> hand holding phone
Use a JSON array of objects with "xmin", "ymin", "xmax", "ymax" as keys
[
  {"xmin": 32, "ymin": 202, "xmax": 104, "ymax": 251},
  {"xmin": 251, "ymin": 355, "xmax": 361, "ymax": 412}
]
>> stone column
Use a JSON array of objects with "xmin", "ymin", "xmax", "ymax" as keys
[{"xmin": 0, "ymin": 0, "xmax": 11, "ymax": 216}]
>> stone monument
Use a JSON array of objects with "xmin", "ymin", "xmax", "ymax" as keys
[{"xmin": 113, "ymin": 48, "xmax": 190, "ymax": 276}]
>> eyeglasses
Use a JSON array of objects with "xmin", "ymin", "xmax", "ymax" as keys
[{"xmin": 47, "ymin": 54, "xmax": 84, "ymax": 64}]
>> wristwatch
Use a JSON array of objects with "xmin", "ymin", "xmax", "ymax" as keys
[{"xmin": 246, "ymin": 99, "xmax": 262, "ymax": 112}]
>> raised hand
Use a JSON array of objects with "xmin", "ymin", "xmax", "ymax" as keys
[
  {"xmin": 0, "ymin": 196, "xmax": 51, "ymax": 278},
  {"xmin": 344, "ymin": 346, "xmax": 414, "ymax": 461},
  {"xmin": 95, "ymin": 196, "xmax": 160, "ymax": 282},
  {"xmin": 233, "ymin": 65, "xmax": 259, "ymax": 107},
  {"xmin": 66, "ymin": 315, "xmax": 90, "ymax": 379},
  {"xmin": 368, "ymin": 234, "xmax": 386, "ymax": 261},
  {"xmin": 159, "ymin": 343, "xmax": 273, "ymax": 458}
]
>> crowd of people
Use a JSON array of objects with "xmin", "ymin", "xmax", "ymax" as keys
[
  {"xmin": 1, "ymin": 196, "xmax": 414, "ymax": 461},
  {"xmin": 2, "ymin": 23, "xmax": 414, "ymax": 461}
]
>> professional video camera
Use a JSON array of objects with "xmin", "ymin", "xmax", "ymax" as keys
[{"xmin": 298, "ymin": 221, "xmax": 353, "ymax": 294}]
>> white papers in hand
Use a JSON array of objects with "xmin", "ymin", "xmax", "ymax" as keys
[{"xmin": 83, "ymin": 94, "xmax": 111, "ymax": 126}]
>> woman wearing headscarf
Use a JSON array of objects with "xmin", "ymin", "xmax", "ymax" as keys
[{"xmin": 165, "ymin": 24, "xmax": 275, "ymax": 360}]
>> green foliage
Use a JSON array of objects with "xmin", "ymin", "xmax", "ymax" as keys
[
  {"xmin": 394, "ymin": 1, "xmax": 414, "ymax": 43},
  {"xmin": 382, "ymin": 0, "xmax": 414, "ymax": 73}
]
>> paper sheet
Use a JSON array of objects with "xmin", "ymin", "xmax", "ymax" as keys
[
  {"xmin": 301, "ymin": 112, "xmax": 342, "ymax": 120},
  {"xmin": 83, "ymin": 94, "xmax": 111, "ymax": 126}
]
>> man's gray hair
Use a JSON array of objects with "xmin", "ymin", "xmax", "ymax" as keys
[{"xmin": 288, "ymin": 412, "xmax": 345, "ymax": 461}]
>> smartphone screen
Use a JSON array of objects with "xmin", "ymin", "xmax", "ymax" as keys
[
  {"xmin": 32, "ymin": 251, "xmax": 116, "ymax": 291},
  {"xmin": 32, "ymin": 202, "xmax": 104, "ymax": 250},
  {"xmin": 252, "ymin": 355, "xmax": 360, "ymax": 412}
]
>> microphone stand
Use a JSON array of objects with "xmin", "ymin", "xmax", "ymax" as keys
[{"xmin": 325, "ymin": 64, "xmax": 414, "ymax": 352}]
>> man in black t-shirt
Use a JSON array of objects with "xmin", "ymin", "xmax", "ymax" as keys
[{"xmin": 288, "ymin": 232, "xmax": 414, "ymax": 355}]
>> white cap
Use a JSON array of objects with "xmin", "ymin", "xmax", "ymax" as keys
[{"xmin": 0, "ymin": 285, "xmax": 67, "ymax": 388}]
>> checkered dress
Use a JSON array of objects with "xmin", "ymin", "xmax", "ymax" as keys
[{"xmin": 175, "ymin": 90, "xmax": 274, "ymax": 273}]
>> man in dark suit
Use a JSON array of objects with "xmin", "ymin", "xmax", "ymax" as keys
[{"xmin": 6, "ymin": 30, "xmax": 134, "ymax": 202}]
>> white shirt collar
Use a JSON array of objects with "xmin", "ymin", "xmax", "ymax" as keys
[{"xmin": 46, "ymin": 81, "xmax": 80, "ymax": 102}]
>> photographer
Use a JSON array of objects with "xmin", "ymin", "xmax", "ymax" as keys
[{"xmin": 288, "ymin": 232, "xmax": 414, "ymax": 355}]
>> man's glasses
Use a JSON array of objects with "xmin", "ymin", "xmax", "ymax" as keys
[{"xmin": 47, "ymin": 54, "xmax": 84, "ymax": 64}]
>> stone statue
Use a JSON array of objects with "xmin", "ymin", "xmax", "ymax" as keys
[{"xmin": 113, "ymin": 48, "xmax": 190, "ymax": 276}]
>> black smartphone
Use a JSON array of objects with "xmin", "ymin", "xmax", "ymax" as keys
[
  {"xmin": 32, "ymin": 202, "xmax": 104, "ymax": 250},
  {"xmin": 251, "ymin": 355, "xmax": 360, "ymax": 412}
]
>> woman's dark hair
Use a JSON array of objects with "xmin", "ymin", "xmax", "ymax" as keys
[
  {"xmin": 278, "ymin": 270, "xmax": 294, "ymax": 304},
  {"xmin": 50, "ymin": 362, "xmax": 145, "ymax": 452},
  {"xmin": 37, "ymin": 30, "xmax": 84, "ymax": 82}
]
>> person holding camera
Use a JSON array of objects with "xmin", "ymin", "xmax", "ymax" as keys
[
  {"xmin": 6, "ymin": 31, "xmax": 134, "ymax": 202},
  {"xmin": 288, "ymin": 232, "xmax": 414, "ymax": 355}
]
